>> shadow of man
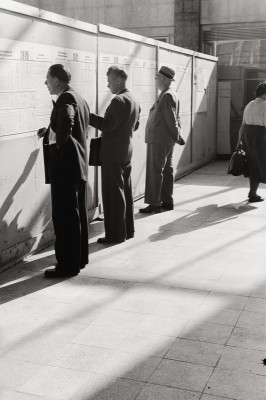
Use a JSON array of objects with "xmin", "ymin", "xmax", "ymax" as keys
[{"xmin": 148, "ymin": 202, "xmax": 256, "ymax": 242}]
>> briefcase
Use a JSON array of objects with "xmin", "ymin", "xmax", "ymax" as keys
[{"xmin": 89, "ymin": 137, "xmax": 102, "ymax": 166}]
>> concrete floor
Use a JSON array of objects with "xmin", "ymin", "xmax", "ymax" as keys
[{"xmin": 1, "ymin": 160, "xmax": 266, "ymax": 400}]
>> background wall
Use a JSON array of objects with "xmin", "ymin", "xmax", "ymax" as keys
[
  {"xmin": 0, "ymin": 1, "xmax": 217, "ymax": 270},
  {"xmin": 174, "ymin": 0, "xmax": 200, "ymax": 51},
  {"xmin": 201, "ymin": 0, "xmax": 266, "ymax": 25},
  {"xmin": 15, "ymin": 0, "xmax": 176, "ymax": 44}
]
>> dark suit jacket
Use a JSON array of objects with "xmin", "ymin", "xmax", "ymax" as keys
[
  {"xmin": 89, "ymin": 89, "xmax": 140, "ymax": 163},
  {"xmin": 43, "ymin": 88, "xmax": 90, "ymax": 184},
  {"xmin": 145, "ymin": 88, "xmax": 181, "ymax": 144}
]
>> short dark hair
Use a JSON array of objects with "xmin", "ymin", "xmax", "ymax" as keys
[
  {"xmin": 48, "ymin": 64, "xmax": 71, "ymax": 83},
  {"xmin": 107, "ymin": 65, "xmax": 127, "ymax": 80},
  {"xmin": 255, "ymin": 82, "xmax": 266, "ymax": 98}
]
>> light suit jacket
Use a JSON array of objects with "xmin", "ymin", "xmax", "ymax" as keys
[{"xmin": 145, "ymin": 88, "xmax": 181, "ymax": 144}]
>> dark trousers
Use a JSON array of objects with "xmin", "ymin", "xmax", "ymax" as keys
[
  {"xmin": 145, "ymin": 143, "xmax": 174, "ymax": 205},
  {"xmin": 50, "ymin": 177, "xmax": 89, "ymax": 274},
  {"xmin": 101, "ymin": 161, "xmax": 134, "ymax": 241}
]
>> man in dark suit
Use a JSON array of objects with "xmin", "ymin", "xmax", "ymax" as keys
[
  {"xmin": 38, "ymin": 64, "xmax": 90, "ymax": 277},
  {"xmin": 90, "ymin": 66, "xmax": 140, "ymax": 244},
  {"xmin": 139, "ymin": 66, "xmax": 185, "ymax": 214}
]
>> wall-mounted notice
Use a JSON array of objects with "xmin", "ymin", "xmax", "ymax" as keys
[
  {"xmin": 0, "ymin": 38, "xmax": 96, "ymax": 137},
  {"xmin": 131, "ymin": 58, "xmax": 156, "ymax": 117},
  {"xmin": 99, "ymin": 53, "xmax": 156, "ymax": 117},
  {"xmin": 194, "ymin": 67, "xmax": 207, "ymax": 113}
]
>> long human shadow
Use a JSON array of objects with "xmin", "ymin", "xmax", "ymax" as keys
[
  {"xmin": 0, "ymin": 149, "xmax": 41, "ymax": 266},
  {"xmin": 0, "ymin": 149, "xmax": 39, "ymax": 223},
  {"xmin": 148, "ymin": 202, "xmax": 256, "ymax": 242}
]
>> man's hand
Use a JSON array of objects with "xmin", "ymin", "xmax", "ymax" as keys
[{"xmin": 37, "ymin": 127, "xmax": 47, "ymax": 139}]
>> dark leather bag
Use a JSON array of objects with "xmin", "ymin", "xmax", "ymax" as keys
[
  {"xmin": 227, "ymin": 146, "xmax": 248, "ymax": 177},
  {"xmin": 89, "ymin": 137, "xmax": 102, "ymax": 166}
]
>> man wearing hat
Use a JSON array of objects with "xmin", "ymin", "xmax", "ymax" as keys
[{"xmin": 139, "ymin": 65, "xmax": 185, "ymax": 213}]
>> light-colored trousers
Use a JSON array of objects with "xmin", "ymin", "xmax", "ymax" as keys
[{"xmin": 144, "ymin": 142, "xmax": 174, "ymax": 206}]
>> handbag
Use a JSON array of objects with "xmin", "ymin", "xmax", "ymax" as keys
[
  {"xmin": 227, "ymin": 145, "xmax": 248, "ymax": 177},
  {"xmin": 89, "ymin": 136, "xmax": 102, "ymax": 166},
  {"xmin": 177, "ymin": 133, "xmax": 185, "ymax": 145}
]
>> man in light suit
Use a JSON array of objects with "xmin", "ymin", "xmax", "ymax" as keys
[
  {"xmin": 139, "ymin": 66, "xmax": 185, "ymax": 214},
  {"xmin": 38, "ymin": 64, "xmax": 90, "ymax": 277},
  {"xmin": 90, "ymin": 66, "xmax": 140, "ymax": 244}
]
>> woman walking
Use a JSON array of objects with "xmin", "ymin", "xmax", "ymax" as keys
[{"xmin": 237, "ymin": 82, "xmax": 266, "ymax": 202}]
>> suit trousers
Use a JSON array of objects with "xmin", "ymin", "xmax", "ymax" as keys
[
  {"xmin": 50, "ymin": 177, "xmax": 89, "ymax": 274},
  {"xmin": 144, "ymin": 142, "xmax": 174, "ymax": 205},
  {"xmin": 101, "ymin": 161, "xmax": 134, "ymax": 241}
]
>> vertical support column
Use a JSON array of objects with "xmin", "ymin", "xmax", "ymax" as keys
[
  {"xmin": 190, "ymin": 53, "xmax": 195, "ymax": 163},
  {"xmin": 156, "ymin": 44, "xmax": 159, "ymax": 97},
  {"xmin": 174, "ymin": 0, "xmax": 200, "ymax": 51},
  {"xmin": 94, "ymin": 27, "xmax": 101, "ymax": 211}
]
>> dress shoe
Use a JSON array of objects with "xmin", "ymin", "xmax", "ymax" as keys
[
  {"xmin": 248, "ymin": 195, "xmax": 264, "ymax": 203},
  {"xmin": 97, "ymin": 237, "xmax": 125, "ymax": 244},
  {"xmin": 44, "ymin": 267, "xmax": 78, "ymax": 278},
  {"xmin": 161, "ymin": 202, "xmax": 174, "ymax": 210},
  {"xmin": 139, "ymin": 205, "xmax": 162, "ymax": 213}
]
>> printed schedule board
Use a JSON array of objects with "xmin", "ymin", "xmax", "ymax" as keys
[
  {"xmin": 0, "ymin": 3, "xmax": 217, "ymax": 269},
  {"xmin": 0, "ymin": 38, "xmax": 96, "ymax": 136},
  {"xmin": 0, "ymin": 5, "xmax": 97, "ymax": 268}
]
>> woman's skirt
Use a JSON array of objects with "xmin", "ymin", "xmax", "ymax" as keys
[{"xmin": 242, "ymin": 124, "xmax": 266, "ymax": 183}]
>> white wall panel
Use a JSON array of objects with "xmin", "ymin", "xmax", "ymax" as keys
[
  {"xmin": 0, "ymin": 1, "xmax": 217, "ymax": 268},
  {"xmin": 0, "ymin": 2, "xmax": 97, "ymax": 268}
]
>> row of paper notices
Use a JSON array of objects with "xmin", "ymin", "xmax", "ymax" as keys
[
  {"xmin": 0, "ymin": 89, "xmax": 51, "ymax": 113},
  {"xmin": 0, "ymin": 109, "xmax": 36, "ymax": 136},
  {"xmin": 0, "ymin": 60, "xmax": 35, "ymax": 92},
  {"xmin": 132, "ymin": 59, "xmax": 156, "ymax": 69},
  {"xmin": 0, "ymin": 38, "xmax": 34, "ymax": 61},
  {"xmin": 99, "ymin": 53, "xmax": 156, "ymax": 102},
  {"xmin": 132, "ymin": 58, "xmax": 156, "ymax": 87},
  {"xmin": 132, "ymin": 67, "xmax": 155, "ymax": 86},
  {"xmin": 100, "ymin": 54, "xmax": 120, "ymax": 64},
  {"xmin": 67, "ymin": 61, "xmax": 95, "ymax": 86},
  {"xmin": 0, "ymin": 92, "xmax": 35, "ymax": 110},
  {"xmin": 131, "ymin": 59, "xmax": 156, "ymax": 116},
  {"xmin": 35, "ymin": 61, "xmax": 53, "ymax": 92},
  {"xmin": 35, "ymin": 93, "xmax": 52, "ymax": 115},
  {"xmin": 0, "ymin": 39, "xmax": 97, "ymax": 135},
  {"xmin": 0, "ymin": 40, "xmax": 96, "ymax": 93}
]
